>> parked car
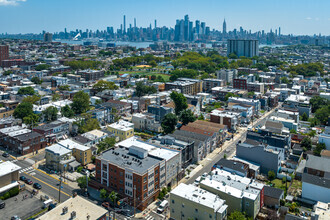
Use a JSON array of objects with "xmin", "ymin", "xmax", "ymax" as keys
[
  {"xmin": 33, "ymin": 183, "xmax": 42, "ymax": 189},
  {"xmin": 25, "ymin": 179, "xmax": 33, "ymax": 185},
  {"xmin": 81, "ymin": 169, "xmax": 89, "ymax": 175},
  {"xmin": 11, "ymin": 216, "xmax": 21, "ymax": 220},
  {"xmin": 2, "ymin": 152, "xmax": 9, "ymax": 158},
  {"xmin": 101, "ymin": 202, "xmax": 110, "ymax": 210},
  {"xmin": 0, "ymin": 199, "xmax": 5, "ymax": 209},
  {"xmin": 19, "ymin": 176, "xmax": 26, "ymax": 181}
]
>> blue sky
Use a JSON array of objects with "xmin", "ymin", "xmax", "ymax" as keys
[{"xmin": 0, "ymin": 0, "xmax": 329, "ymax": 35}]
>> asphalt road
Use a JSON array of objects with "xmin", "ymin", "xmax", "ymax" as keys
[
  {"xmin": 0, "ymin": 152, "xmax": 74, "ymax": 203},
  {"xmin": 185, "ymin": 106, "xmax": 277, "ymax": 185}
]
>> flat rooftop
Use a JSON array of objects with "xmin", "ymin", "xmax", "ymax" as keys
[
  {"xmin": 46, "ymin": 143, "xmax": 71, "ymax": 156},
  {"xmin": 58, "ymin": 139, "xmax": 90, "ymax": 151},
  {"xmin": 37, "ymin": 196, "xmax": 107, "ymax": 220},
  {"xmin": 0, "ymin": 161, "xmax": 21, "ymax": 177},
  {"xmin": 171, "ymin": 183, "xmax": 227, "ymax": 213},
  {"xmin": 99, "ymin": 147, "xmax": 162, "ymax": 175}
]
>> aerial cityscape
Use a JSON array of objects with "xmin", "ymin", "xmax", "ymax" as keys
[{"xmin": 0, "ymin": 1, "xmax": 330, "ymax": 220}]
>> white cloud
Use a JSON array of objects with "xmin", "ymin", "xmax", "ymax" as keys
[
  {"xmin": 0, "ymin": 0, "xmax": 26, "ymax": 6},
  {"xmin": 305, "ymin": 17, "xmax": 312, "ymax": 20}
]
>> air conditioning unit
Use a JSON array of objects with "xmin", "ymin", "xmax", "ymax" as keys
[
  {"xmin": 71, "ymin": 211, "xmax": 76, "ymax": 219},
  {"xmin": 62, "ymin": 206, "xmax": 68, "ymax": 214}
]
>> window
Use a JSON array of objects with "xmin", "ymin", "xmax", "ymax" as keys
[
  {"xmin": 195, "ymin": 208, "xmax": 198, "ymax": 213},
  {"xmin": 182, "ymin": 203, "xmax": 184, "ymax": 208},
  {"xmin": 209, "ymin": 214, "xmax": 213, "ymax": 218},
  {"xmin": 171, "ymin": 199, "xmax": 175, "ymax": 204},
  {"xmin": 143, "ymin": 176, "xmax": 147, "ymax": 183}
]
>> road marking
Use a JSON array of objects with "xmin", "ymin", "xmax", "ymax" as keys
[
  {"xmin": 36, "ymin": 168, "xmax": 68, "ymax": 185},
  {"xmin": 24, "ymin": 171, "xmax": 72, "ymax": 198}
]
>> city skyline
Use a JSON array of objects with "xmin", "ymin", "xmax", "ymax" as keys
[{"xmin": 0, "ymin": 0, "xmax": 330, "ymax": 35}]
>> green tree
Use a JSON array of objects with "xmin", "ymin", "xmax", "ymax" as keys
[
  {"xmin": 198, "ymin": 114, "xmax": 205, "ymax": 120},
  {"xmin": 59, "ymin": 85, "xmax": 70, "ymax": 91},
  {"xmin": 148, "ymin": 60, "xmax": 157, "ymax": 68},
  {"xmin": 315, "ymin": 106, "xmax": 330, "ymax": 125},
  {"xmin": 228, "ymin": 53, "xmax": 238, "ymax": 59},
  {"xmin": 77, "ymin": 176, "xmax": 89, "ymax": 190},
  {"xmin": 179, "ymin": 109, "xmax": 196, "ymax": 126},
  {"xmin": 313, "ymin": 143, "xmax": 326, "ymax": 156},
  {"xmin": 161, "ymin": 113, "xmax": 178, "ymax": 134},
  {"xmin": 97, "ymin": 137, "xmax": 116, "ymax": 154},
  {"xmin": 135, "ymin": 82, "xmax": 157, "ymax": 97},
  {"xmin": 310, "ymin": 96, "xmax": 329, "ymax": 113},
  {"xmin": 200, "ymin": 72, "xmax": 209, "ymax": 80},
  {"xmin": 301, "ymin": 137, "xmax": 312, "ymax": 151},
  {"xmin": 280, "ymin": 77, "xmax": 289, "ymax": 84},
  {"xmin": 23, "ymin": 114, "xmax": 39, "ymax": 128},
  {"xmin": 290, "ymin": 129, "xmax": 297, "ymax": 134},
  {"xmin": 268, "ymin": 170, "xmax": 276, "ymax": 181},
  {"xmin": 71, "ymin": 91, "xmax": 90, "ymax": 114},
  {"xmin": 52, "ymin": 93, "xmax": 60, "ymax": 101},
  {"xmin": 76, "ymin": 114, "xmax": 100, "ymax": 134},
  {"xmin": 35, "ymin": 64, "xmax": 50, "ymax": 71},
  {"xmin": 22, "ymin": 95, "xmax": 40, "ymax": 104},
  {"xmin": 18, "ymin": 86, "xmax": 35, "ymax": 95},
  {"xmin": 61, "ymin": 105, "xmax": 75, "ymax": 118},
  {"xmin": 228, "ymin": 211, "xmax": 247, "ymax": 220},
  {"xmin": 108, "ymin": 191, "xmax": 118, "ymax": 208},
  {"xmin": 224, "ymin": 92, "xmax": 238, "ymax": 101},
  {"xmin": 170, "ymin": 91, "xmax": 188, "ymax": 115},
  {"xmin": 100, "ymin": 189, "xmax": 108, "ymax": 201},
  {"xmin": 301, "ymin": 112, "xmax": 308, "ymax": 121},
  {"xmin": 42, "ymin": 106, "xmax": 58, "ymax": 122},
  {"xmin": 31, "ymin": 77, "xmax": 42, "ymax": 84},
  {"xmin": 92, "ymin": 80, "xmax": 118, "ymax": 93},
  {"xmin": 13, "ymin": 102, "xmax": 33, "ymax": 120},
  {"xmin": 247, "ymin": 91, "xmax": 255, "ymax": 97}
]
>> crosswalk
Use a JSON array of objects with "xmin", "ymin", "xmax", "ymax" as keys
[
  {"xmin": 19, "ymin": 166, "xmax": 35, "ymax": 175},
  {"xmin": 145, "ymin": 214, "xmax": 155, "ymax": 220}
]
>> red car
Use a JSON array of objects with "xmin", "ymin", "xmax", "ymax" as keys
[
  {"xmin": 101, "ymin": 202, "xmax": 110, "ymax": 210},
  {"xmin": 25, "ymin": 179, "xmax": 33, "ymax": 185}
]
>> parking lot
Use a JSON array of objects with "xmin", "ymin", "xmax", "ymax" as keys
[{"xmin": 0, "ymin": 190, "xmax": 44, "ymax": 220}]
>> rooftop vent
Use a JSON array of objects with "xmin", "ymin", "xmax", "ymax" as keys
[
  {"xmin": 71, "ymin": 211, "xmax": 76, "ymax": 219},
  {"xmin": 62, "ymin": 206, "xmax": 68, "ymax": 214}
]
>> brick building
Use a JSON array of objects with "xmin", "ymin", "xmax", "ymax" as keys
[
  {"xmin": 95, "ymin": 146, "xmax": 165, "ymax": 210},
  {"xmin": 233, "ymin": 78, "xmax": 248, "ymax": 90},
  {"xmin": 0, "ymin": 45, "xmax": 9, "ymax": 63},
  {"xmin": 79, "ymin": 70, "xmax": 104, "ymax": 81},
  {"xmin": 0, "ymin": 126, "xmax": 46, "ymax": 155}
]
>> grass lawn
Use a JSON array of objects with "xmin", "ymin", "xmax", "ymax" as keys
[
  {"xmin": 290, "ymin": 179, "xmax": 302, "ymax": 190},
  {"xmin": 117, "ymin": 70, "xmax": 170, "ymax": 82},
  {"xmin": 271, "ymin": 179, "xmax": 288, "ymax": 195}
]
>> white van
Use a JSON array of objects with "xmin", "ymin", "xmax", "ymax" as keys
[
  {"xmin": 194, "ymin": 176, "xmax": 201, "ymax": 186},
  {"xmin": 157, "ymin": 200, "xmax": 169, "ymax": 213}
]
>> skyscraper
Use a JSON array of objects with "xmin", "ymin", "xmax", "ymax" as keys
[
  {"xmin": 134, "ymin": 18, "xmax": 136, "ymax": 29},
  {"xmin": 279, "ymin": 27, "xmax": 281, "ymax": 36},
  {"xmin": 195, "ymin": 20, "xmax": 200, "ymax": 36},
  {"xmin": 184, "ymin": 15, "xmax": 189, "ymax": 41},
  {"xmin": 123, "ymin": 15, "xmax": 126, "ymax": 34},
  {"xmin": 223, "ymin": 18, "xmax": 227, "ymax": 34},
  {"xmin": 44, "ymin": 32, "xmax": 53, "ymax": 42},
  {"xmin": 154, "ymin": 19, "xmax": 157, "ymax": 29}
]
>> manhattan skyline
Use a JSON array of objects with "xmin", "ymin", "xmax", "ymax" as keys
[{"xmin": 0, "ymin": 0, "xmax": 329, "ymax": 35}]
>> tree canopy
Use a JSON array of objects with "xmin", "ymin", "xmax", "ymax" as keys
[
  {"xmin": 97, "ymin": 137, "xmax": 116, "ymax": 154},
  {"xmin": 288, "ymin": 62, "xmax": 324, "ymax": 77},
  {"xmin": 18, "ymin": 86, "xmax": 35, "ymax": 95},
  {"xmin": 161, "ymin": 113, "xmax": 178, "ymax": 134},
  {"xmin": 23, "ymin": 114, "xmax": 39, "ymax": 128},
  {"xmin": 35, "ymin": 64, "xmax": 50, "ymax": 71},
  {"xmin": 71, "ymin": 91, "xmax": 90, "ymax": 114},
  {"xmin": 13, "ymin": 102, "xmax": 33, "ymax": 120},
  {"xmin": 22, "ymin": 95, "xmax": 40, "ymax": 104},
  {"xmin": 64, "ymin": 60, "xmax": 102, "ymax": 70},
  {"xmin": 92, "ymin": 80, "xmax": 118, "ymax": 93},
  {"xmin": 31, "ymin": 77, "xmax": 42, "ymax": 84},
  {"xmin": 135, "ymin": 82, "xmax": 157, "ymax": 97},
  {"xmin": 42, "ymin": 106, "xmax": 58, "ymax": 122},
  {"xmin": 61, "ymin": 105, "xmax": 75, "ymax": 118},
  {"xmin": 301, "ymin": 137, "xmax": 312, "ymax": 151},
  {"xmin": 170, "ymin": 91, "xmax": 188, "ymax": 115},
  {"xmin": 179, "ymin": 109, "xmax": 196, "ymax": 126},
  {"xmin": 76, "ymin": 114, "xmax": 100, "ymax": 134}
]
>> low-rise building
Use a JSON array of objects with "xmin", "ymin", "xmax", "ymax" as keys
[
  {"xmin": 0, "ymin": 161, "xmax": 21, "ymax": 195},
  {"xmin": 132, "ymin": 113, "xmax": 162, "ymax": 133},
  {"xmin": 210, "ymin": 109, "xmax": 240, "ymax": 130},
  {"xmin": 37, "ymin": 195, "xmax": 107, "ymax": 220},
  {"xmin": 45, "ymin": 143, "xmax": 74, "ymax": 171},
  {"xmin": 170, "ymin": 183, "xmax": 228, "ymax": 220},
  {"xmin": 107, "ymin": 120, "xmax": 134, "ymax": 141},
  {"xmin": 203, "ymin": 78, "xmax": 226, "ymax": 92},
  {"xmin": 200, "ymin": 169, "xmax": 264, "ymax": 219},
  {"xmin": 95, "ymin": 147, "xmax": 165, "ymax": 210},
  {"xmin": 263, "ymin": 186, "xmax": 284, "ymax": 209},
  {"xmin": 58, "ymin": 139, "xmax": 92, "ymax": 166}
]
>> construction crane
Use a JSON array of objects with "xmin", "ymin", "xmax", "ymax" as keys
[{"xmin": 73, "ymin": 33, "xmax": 81, "ymax": 41}]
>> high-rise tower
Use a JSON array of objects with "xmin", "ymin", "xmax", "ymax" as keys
[
  {"xmin": 223, "ymin": 18, "xmax": 227, "ymax": 34},
  {"xmin": 123, "ymin": 15, "xmax": 126, "ymax": 34}
]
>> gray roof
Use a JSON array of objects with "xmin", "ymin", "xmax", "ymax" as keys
[
  {"xmin": 215, "ymin": 158, "xmax": 247, "ymax": 174},
  {"xmin": 305, "ymin": 155, "xmax": 330, "ymax": 173},
  {"xmin": 302, "ymin": 173, "xmax": 330, "ymax": 189},
  {"xmin": 15, "ymin": 131, "xmax": 43, "ymax": 142},
  {"xmin": 264, "ymin": 185, "xmax": 284, "ymax": 199},
  {"xmin": 98, "ymin": 147, "xmax": 163, "ymax": 175},
  {"xmin": 72, "ymin": 135, "xmax": 92, "ymax": 144}
]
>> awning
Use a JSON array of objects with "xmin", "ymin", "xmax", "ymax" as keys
[{"xmin": 0, "ymin": 181, "xmax": 19, "ymax": 194}]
